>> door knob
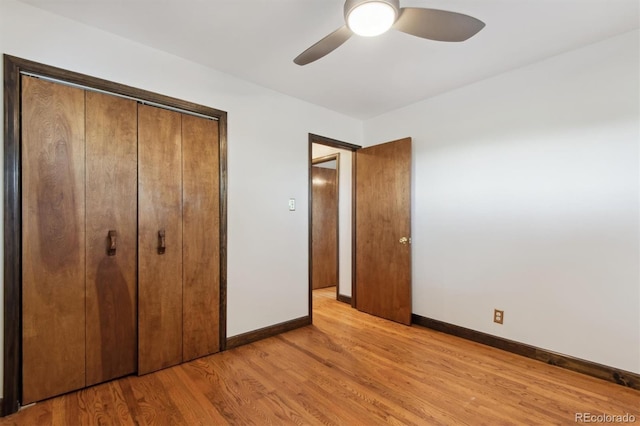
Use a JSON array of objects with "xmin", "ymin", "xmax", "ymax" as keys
[
  {"xmin": 107, "ymin": 230, "xmax": 117, "ymax": 256},
  {"xmin": 158, "ymin": 229, "xmax": 166, "ymax": 254},
  {"xmin": 399, "ymin": 236, "xmax": 411, "ymax": 245}
]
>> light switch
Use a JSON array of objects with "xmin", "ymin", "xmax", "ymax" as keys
[{"xmin": 289, "ymin": 198, "xmax": 296, "ymax": 211}]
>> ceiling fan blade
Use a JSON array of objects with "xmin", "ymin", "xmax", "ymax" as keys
[
  {"xmin": 394, "ymin": 8, "xmax": 485, "ymax": 42},
  {"xmin": 294, "ymin": 26, "xmax": 353, "ymax": 66}
]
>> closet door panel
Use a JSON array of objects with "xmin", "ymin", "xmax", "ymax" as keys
[
  {"xmin": 21, "ymin": 76, "xmax": 86, "ymax": 404},
  {"xmin": 138, "ymin": 104, "xmax": 183, "ymax": 374},
  {"xmin": 182, "ymin": 115, "xmax": 220, "ymax": 361},
  {"xmin": 85, "ymin": 91, "xmax": 138, "ymax": 386}
]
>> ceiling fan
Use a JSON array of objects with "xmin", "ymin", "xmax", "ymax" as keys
[{"xmin": 294, "ymin": 0, "xmax": 485, "ymax": 65}]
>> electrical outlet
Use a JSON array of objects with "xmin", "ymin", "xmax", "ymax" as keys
[{"xmin": 494, "ymin": 309, "xmax": 504, "ymax": 324}]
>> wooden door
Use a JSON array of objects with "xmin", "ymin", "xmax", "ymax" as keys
[
  {"xmin": 355, "ymin": 138, "xmax": 412, "ymax": 325},
  {"xmin": 21, "ymin": 76, "xmax": 86, "ymax": 403},
  {"xmin": 182, "ymin": 114, "xmax": 221, "ymax": 361},
  {"xmin": 138, "ymin": 104, "xmax": 184, "ymax": 374},
  {"xmin": 85, "ymin": 91, "xmax": 138, "ymax": 386},
  {"xmin": 312, "ymin": 165, "xmax": 339, "ymax": 289}
]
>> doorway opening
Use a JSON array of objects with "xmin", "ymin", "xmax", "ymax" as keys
[
  {"xmin": 311, "ymin": 154, "xmax": 339, "ymax": 296},
  {"xmin": 308, "ymin": 134, "xmax": 361, "ymax": 320}
]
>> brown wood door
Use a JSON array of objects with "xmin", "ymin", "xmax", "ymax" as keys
[
  {"xmin": 182, "ymin": 115, "xmax": 221, "ymax": 361},
  {"xmin": 85, "ymin": 91, "xmax": 138, "ymax": 386},
  {"xmin": 21, "ymin": 76, "xmax": 86, "ymax": 403},
  {"xmin": 312, "ymin": 165, "xmax": 338, "ymax": 289},
  {"xmin": 355, "ymin": 138, "xmax": 412, "ymax": 325},
  {"xmin": 138, "ymin": 104, "xmax": 184, "ymax": 374}
]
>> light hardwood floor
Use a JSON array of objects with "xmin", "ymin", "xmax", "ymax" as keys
[{"xmin": 2, "ymin": 287, "xmax": 638, "ymax": 425}]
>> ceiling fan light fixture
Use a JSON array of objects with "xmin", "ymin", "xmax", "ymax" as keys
[
  {"xmin": 294, "ymin": 0, "xmax": 484, "ymax": 66},
  {"xmin": 345, "ymin": 0, "xmax": 399, "ymax": 37}
]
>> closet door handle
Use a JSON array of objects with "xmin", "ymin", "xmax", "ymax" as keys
[
  {"xmin": 107, "ymin": 230, "xmax": 117, "ymax": 256},
  {"xmin": 158, "ymin": 229, "xmax": 166, "ymax": 255}
]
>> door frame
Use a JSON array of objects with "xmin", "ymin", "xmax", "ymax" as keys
[
  {"xmin": 2, "ymin": 55, "xmax": 228, "ymax": 416},
  {"xmin": 308, "ymin": 134, "xmax": 361, "ymax": 321}
]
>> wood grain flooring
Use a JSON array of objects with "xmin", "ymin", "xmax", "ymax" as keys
[{"xmin": 2, "ymin": 287, "xmax": 638, "ymax": 425}]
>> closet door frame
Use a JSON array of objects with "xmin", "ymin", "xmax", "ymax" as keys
[{"xmin": 2, "ymin": 54, "xmax": 228, "ymax": 417}]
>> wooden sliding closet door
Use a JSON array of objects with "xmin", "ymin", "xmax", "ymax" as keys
[
  {"xmin": 85, "ymin": 91, "xmax": 138, "ymax": 386},
  {"xmin": 138, "ymin": 104, "xmax": 184, "ymax": 374},
  {"xmin": 182, "ymin": 115, "xmax": 220, "ymax": 361},
  {"xmin": 21, "ymin": 76, "xmax": 86, "ymax": 404}
]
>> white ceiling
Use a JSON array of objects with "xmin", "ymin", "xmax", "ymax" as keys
[{"xmin": 19, "ymin": 0, "xmax": 640, "ymax": 119}]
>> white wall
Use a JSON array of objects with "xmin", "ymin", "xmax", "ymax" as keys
[
  {"xmin": 312, "ymin": 144, "xmax": 353, "ymax": 298},
  {"xmin": 364, "ymin": 30, "xmax": 640, "ymax": 374},
  {"xmin": 0, "ymin": 0, "xmax": 363, "ymax": 394}
]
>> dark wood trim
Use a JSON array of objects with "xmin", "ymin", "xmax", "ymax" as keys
[
  {"xmin": 226, "ymin": 316, "xmax": 311, "ymax": 350},
  {"xmin": 308, "ymin": 134, "xmax": 360, "ymax": 319},
  {"xmin": 308, "ymin": 139, "xmax": 313, "ymax": 323},
  {"xmin": 351, "ymin": 151, "xmax": 357, "ymax": 309},
  {"xmin": 309, "ymin": 133, "xmax": 361, "ymax": 151},
  {"xmin": 3, "ymin": 55, "xmax": 22, "ymax": 418},
  {"xmin": 218, "ymin": 112, "xmax": 228, "ymax": 352},
  {"xmin": 312, "ymin": 154, "xmax": 339, "ymax": 165},
  {"xmin": 2, "ymin": 55, "xmax": 229, "ymax": 416},
  {"xmin": 334, "ymin": 155, "xmax": 340, "ymax": 303},
  {"xmin": 337, "ymin": 295, "xmax": 352, "ymax": 305},
  {"xmin": 411, "ymin": 314, "xmax": 640, "ymax": 391},
  {"xmin": 5, "ymin": 56, "xmax": 226, "ymax": 119}
]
